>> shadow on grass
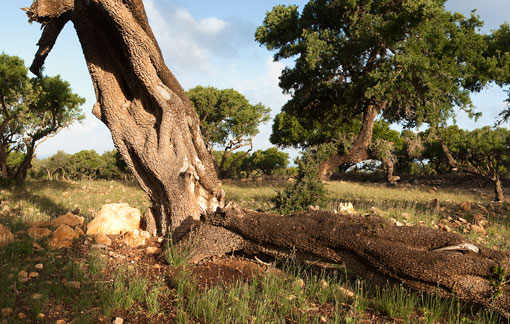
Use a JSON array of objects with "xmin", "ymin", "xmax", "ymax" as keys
[{"xmin": 3, "ymin": 180, "xmax": 75, "ymax": 221}]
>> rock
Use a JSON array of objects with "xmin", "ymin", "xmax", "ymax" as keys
[
  {"xmin": 36, "ymin": 313, "xmax": 45, "ymax": 320},
  {"xmin": 32, "ymin": 242, "xmax": 42, "ymax": 249},
  {"xmin": 1, "ymin": 308, "xmax": 12, "ymax": 317},
  {"xmin": 29, "ymin": 272, "xmax": 39, "ymax": 278},
  {"xmin": 18, "ymin": 271, "xmax": 29, "ymax": 283},
  {"xmin": 35, "ymin": 263, "xmax": 43, "ymax": 270},
  {"xmin": 459, "ymin": 201, "xmax": 471, "ymax": 212},
  {"xmin": 90, "ymin": 244, "xmax": 108, "ymax": 250},
  {"xmin": 320, "ymin": 280, "xmax": 329, "ymax": 288},
  {"xmin": 337, "ymin": 202, "xmax": 356, "ymax": 214},
  {"xmin": 121, "ymin": 231, "xmax": 146, "ymax": 248},
  {"xmin": 55, "ymin": 320, "xmax": 66, "ymax": 324},
  {"xmin": 50, "ymin": 225, "xmax": 79, "ymax": 250},
  {"xmin": 113, "ymin": 317, "xmax": 124, "ymax": 324},
  {"xmin": 52, "ymin": 212, "xmax": 85, "ymax": 227},
  {"xmin": 152, "ymin": 264, "xmax": 161, "ymax": 269},
  {"xmin": 0, "ymin": 224, "xmax": 14, "ymax": 247},
  {"xmin": 86, "ymin": 203, "xmax": 141, "ymax": 235},
  {"xmin": 295, "ymin": 278, "xmax": 305, "ymax": 288},
  {"xmin": 95, "ymin": 233, "xmax": 112, "ymax": 246},
  {"xmin": 401, "ymin": 213, "xmax": 410, "ymax": 220},
  {"xmin": 18, "ymin": 313, "xmax": 25, "ymax": 320},
  {"xmin": 146, "ymin": 246, "xmax": 160, "ymax": 254},
  {"xmin": 27, "ymin": 227, "xmax": 52, "ymax": 240}
]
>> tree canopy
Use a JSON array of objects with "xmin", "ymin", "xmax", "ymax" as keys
[
  {"xmin": 187, "ymin": 86, "xmax": 270, "ymax": 177},
  {"xmin": 256, "ymin": 0, "xmax": 493, "ymax": 179}
]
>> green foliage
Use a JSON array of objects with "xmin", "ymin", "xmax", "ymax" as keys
[
  {"xmin": 32, "ymin": 149, "xmax": 131, "ymax": 180},
  {"xmin": 257, "ymin": 1, "xmax": 491, "ymax": 158},
  {"xmin": 246, "ymin": 148, "xmax": 289, "ymax": 176},
  {"xmin": 164, "ymin": 235, "xmax": 195, "ymax": 267},
  {"xmin": 187, "ymin": 86, "xmax": 270, "ymax": 148},
  {"xmin": 69, "ymin": 150, "xmax": 104, "ymax": 179},
  {"xmin": 273, "ymin": 143, "xmax": 335, "ymax": 214},
  {"xmin": 213, "ymin": 150, "xmax": 250, "ymax": 179},
  {"xmin": 0, "ymin": 53, "xmax": 85, "ymax": 182}
]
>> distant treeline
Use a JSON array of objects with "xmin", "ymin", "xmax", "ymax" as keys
[{"xmin": 19, "ymin": 147, "xmax": 294, "ymax": 181}]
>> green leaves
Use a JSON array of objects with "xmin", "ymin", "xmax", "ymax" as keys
[
  {"xmin": 0, "ymin": 53, "xmax": 85, "ymax": 182},
  {"xmin": 257, "ymin": 0, "xmax": 490, "ymax": 149},
  {"xmin": 187, "ymin": 86, "xmax": 270, "ymax": 149}
]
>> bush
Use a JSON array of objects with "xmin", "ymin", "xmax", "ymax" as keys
[{"xmin": 272, "ymin": 143, "xmax": 335, "ymax": 215}]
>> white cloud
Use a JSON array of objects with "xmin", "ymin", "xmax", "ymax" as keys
[{"xmin": 144, "ymin": 0, "xmax": 252, "ymax": 78}]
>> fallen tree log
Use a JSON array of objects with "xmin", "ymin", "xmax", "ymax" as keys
[{"xmin": 200, "ymin": 202, "xmax": 510, "ymax": 317}]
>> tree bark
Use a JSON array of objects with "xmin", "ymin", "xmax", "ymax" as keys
[
  {"xmin": 382, "ymin": 156, "xmax": 400, "ymax": 184},
  {"xmin": 26, "ymin": 0, "xmax": 224, "ymax": 235},
  {"xmin": 208, "ymin": 203, "xmax": 510, "ymax": 318},
  {"xmin": 493, "ymin": 175, "xmax": 505, "ymax": 202},
  {"xmin": 318, "ymin": 104, "xmax": 380, "ymax": 180}
]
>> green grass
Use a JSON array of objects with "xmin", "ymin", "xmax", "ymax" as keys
[
  {"xmin": 0, "ymin": 179, "xmax": 150, "ymax": 224},
  {"xmin": 1, "ymin": 178, "xmax": 510, "ymax": 323}
]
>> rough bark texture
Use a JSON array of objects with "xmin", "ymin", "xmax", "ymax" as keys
[
  {"xmin": 26, "ymin": 0, "xmax": 224, "ymax": 234},
  {"xmin": 318, "ymin": 104, "xmax": 379, "ymax": 180},
  {"xmin": 209, "ymin": 203, "xmax": 510, "ymax": 317},
  {"xmin": 494, "ymin": 176, "xmax": 505, "ymax": 202}
]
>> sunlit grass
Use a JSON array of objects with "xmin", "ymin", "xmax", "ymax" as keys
[{"xmin": 0, "ymin": 179, "xmax": 150, "ymax": 223}]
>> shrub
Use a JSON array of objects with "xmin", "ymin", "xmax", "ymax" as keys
[{"xmin": 272, "ymin": 143, "xmax": 335, "ymax": 215}]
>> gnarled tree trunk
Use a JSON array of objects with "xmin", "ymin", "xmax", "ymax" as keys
[
  {"xmin": 26, "ymin": 0, "xmax": 224, "ymax": 235},
  {"xmin": 318, "ymin": 104, "xmax": 380, "ymax": 180}
]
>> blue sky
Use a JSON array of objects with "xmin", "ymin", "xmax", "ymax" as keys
[{"xmin": 0, "ymin": 0, "xmax": 509, "ymax": 158}]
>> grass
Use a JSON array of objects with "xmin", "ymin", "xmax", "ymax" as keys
[{"xmin": 0, "ymin": 178, "xmax": 510, "ymax": 323}]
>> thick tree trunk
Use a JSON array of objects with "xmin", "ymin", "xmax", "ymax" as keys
[
  {"xmin": 493, "ymin": 175, "xmax": 505, "ymax": 202},
  {"xmin": 13, "ymin": 142, "xmax": 35, "ymax": 183},
  {"xmin": 27, "ymin": 0, "xmax": 224, "ymax": 235},
  {"xmin": 318, "ymin": 104, "xmax": 380, "ymax": 180}
]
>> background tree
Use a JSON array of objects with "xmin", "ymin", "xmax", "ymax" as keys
[
  {"xmin": 0, "ymin": 54, "xmax": 85, "ymax": 182},
  {"xmin": 256, "ymin": 0, "xmax": 489, "ymax": 180},
  {"xmin": 429, "ymin": 126, "xmax": 510, "ymax": 201},
  {"xmin": 245, "ymin": 147, "xmax": 289, "ymax": 176},
  {"xmin": 187, "ymin": 86, "xmax": 270, "ymax": 178},
  {"xmin": 0, "ymin": 54, "xmax": 30, "ymax": 179},
  {"xmin": 37, "ymin": 150, "xmax": 71, "ymax": 180}
]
